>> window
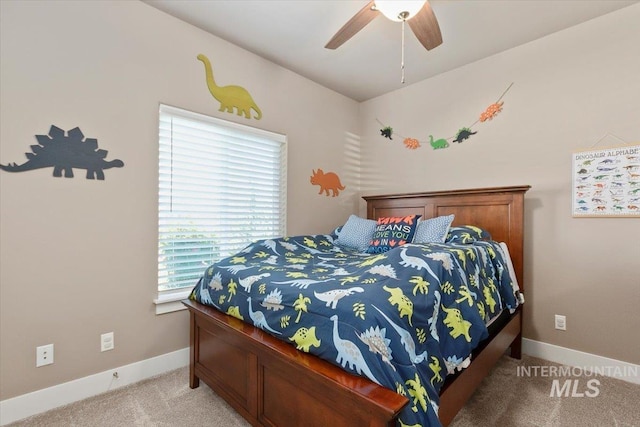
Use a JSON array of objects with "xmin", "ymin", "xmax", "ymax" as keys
[{"xmin": 155, "ymin": 105, "xmax": 287, "ymax": 313}]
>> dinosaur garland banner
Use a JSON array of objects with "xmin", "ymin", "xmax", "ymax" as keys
[
  {"xmin": 378, "ymin": 83, "xmax": 513, "ymax": 150},
  {"xmin": 197, "ymin": 53, "xmax": 262, "ymax": 120},
  {"xmin": 0, "ymin": 125, "xmax": 124, "ymax": 180}
]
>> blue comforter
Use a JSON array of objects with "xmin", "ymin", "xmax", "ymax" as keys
[{"xmin": 190, "ymin": 234, "xmax": 520, "ymax": 427}]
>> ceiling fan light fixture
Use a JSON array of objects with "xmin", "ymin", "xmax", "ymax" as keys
[{"xmin": 374, "ymin": 0, "xmax": 426, "ymax": 22}]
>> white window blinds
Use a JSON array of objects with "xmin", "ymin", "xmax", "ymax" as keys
[{"xmin": 158, "ymin": 105, "xmax": 287, "ymax": 292}]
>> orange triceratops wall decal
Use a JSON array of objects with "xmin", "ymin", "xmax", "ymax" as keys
[{"xmin": 310, "ymin": 169, "xmax": 345, "ymax": 197}]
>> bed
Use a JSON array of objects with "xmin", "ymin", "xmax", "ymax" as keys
[{"xmin": 183, "ymin": 185, "xmax": 530, "ymax": 427}]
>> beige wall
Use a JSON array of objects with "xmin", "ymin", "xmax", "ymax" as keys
[
  {"xmin": 1, "ymin": 0, "xmax": 638, "ymax": 404},
  {"xmin": 0, "ymin": 1, "xmax": 359, "ymax": 400},
  {"xmin": 359, "ymin": 5, "xmax": 640, "ymax": 364}
]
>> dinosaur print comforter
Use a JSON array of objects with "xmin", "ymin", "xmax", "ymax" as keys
[{"xmin": 190, "ymin": 234, "xmax": 520, "ymax": 427}]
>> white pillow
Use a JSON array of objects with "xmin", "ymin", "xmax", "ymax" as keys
[
  {"xmin": 336, "ymin": 215, "xmax": 377, "ymax": 252},
  {"xmin": 413, "ymin": 214, "xmax": 455, "ymax": 243}
]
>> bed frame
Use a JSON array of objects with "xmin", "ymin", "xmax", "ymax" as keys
[{"xmin": 183, "ymin": 185, "xmax": 530, "ymax": 427}]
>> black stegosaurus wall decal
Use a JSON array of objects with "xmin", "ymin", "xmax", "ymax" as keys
[{"xmin": 0, "ymin": 125, "xmax": 124, "ymax": 180}]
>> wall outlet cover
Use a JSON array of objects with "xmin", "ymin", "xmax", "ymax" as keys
[
  {"xmin": 36, "ymin": 344, "xmax": 54, "ymax": 367},
  {"xmin": 101, "ymin": 332, "xmax": 114, "ymax": 352}
]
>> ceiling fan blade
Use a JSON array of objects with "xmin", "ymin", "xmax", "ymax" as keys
[
  {"xmin": 325, "ymin": 1, "xmax": 379, "ymax": 49},
  {"xmin": 408, "ymin": 1, "xmax": 443, "ymax": 51}
]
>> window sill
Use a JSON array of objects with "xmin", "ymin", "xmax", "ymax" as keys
[{"xmin": 153, "ymin": 289, "xmax": 191, "ymax": 315}]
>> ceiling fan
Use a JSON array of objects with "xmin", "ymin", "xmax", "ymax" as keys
[{"xmin": 325, "ymin": 0, "xmax": 443, "ymax": 51}]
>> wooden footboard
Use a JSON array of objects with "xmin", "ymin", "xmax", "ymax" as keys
[
  {"xmin": 185, "ymin": 186, "xmax": 530, "ymax": 427},
  {"xmin": 185, "ymin": 299, "xmax": 408, "ymax": 427},
  {"xmin": 185, "ymin": 299, "xmax": 522, "ymax": 427}
]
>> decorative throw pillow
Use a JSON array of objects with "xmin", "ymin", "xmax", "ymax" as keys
[
  {"xmin": 446, "ymin": 225, "xmax": 493, "ymax": 244},
  {"xmin": 413, "ymin": 214, "xmax": 455, "ymax": 243},
  {"xmin": 366, "ymin": 214, "xmax": 421, "ymax": 253},
  {"xmin": 336, "ymin": 215, "xmax": 377, "ymax": 252}
]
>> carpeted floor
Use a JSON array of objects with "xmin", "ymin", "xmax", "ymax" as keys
[
  {"xmin": 450, "ymin": 355, "xmax": 639, "ymax": 427},
  {"xmin": 7, "ymin": 355, "xmax": 639, "ymax": 426}
]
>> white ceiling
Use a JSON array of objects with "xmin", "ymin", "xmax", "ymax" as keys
[{"xmin": 143, "ymin": 0, "xmax": 637, "ymax": 102}]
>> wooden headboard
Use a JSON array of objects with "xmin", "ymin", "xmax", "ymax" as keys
[{"xmin": 363, "ymin": 185, "xmax": 530, "ymax": 291}]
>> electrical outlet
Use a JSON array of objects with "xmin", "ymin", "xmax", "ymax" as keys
[
  {"xmin": 555, "ymin": 314, "xmax": 566, "ymax": 331},
  {"xmin": 101, "ymin": 332, "xmax": 114, "ymax": 352},
  {"xmin": 36, "ymin": 344, "xmax": 54, "ymax": 367}
]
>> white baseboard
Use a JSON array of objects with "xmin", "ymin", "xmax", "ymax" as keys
[
  {"xmin": 522, "ymin": 338, "xmax": 639, "ymax": 385},
  {"xmin": 2, "ymin": 342, "xmax": 637, "ymax": 425},
  {"xmin": 0, "ymin": 347, "xmax": 189, "ymax": 426}
]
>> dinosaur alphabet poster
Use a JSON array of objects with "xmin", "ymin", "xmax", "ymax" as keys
[
  {"xmin": 572, "ymin": 144, "xmax": 640, "ymax": 217},
  {"xmin": 0, "ymin": 125, "xmax": 124, "ymax": 179}
]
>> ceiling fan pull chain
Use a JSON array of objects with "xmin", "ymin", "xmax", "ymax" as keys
[{"xmin": 401, "ymin": 18, "xmax": 406, "ymax": 84}]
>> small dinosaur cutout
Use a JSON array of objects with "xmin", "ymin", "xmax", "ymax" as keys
[
  {"xmin": 429, "ymin": 135, "xmax": 449, "ymax": 150},
  {"xmin": 380, "ymin": 126, "xmax": 393, "ymax": 139},
  {"xmin": 453, "ymin": 127, "xmax": 477, "ymax": 143}
]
